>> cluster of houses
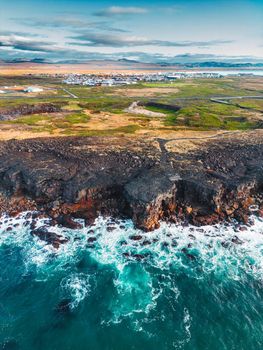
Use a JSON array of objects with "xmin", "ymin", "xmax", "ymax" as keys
[
  {"xmin": 62, "ymin": 72, "xmax": 224, "ymax": 86},
  {"xmin": 63, "ymin": 73, "xmax": 163, "ymax": 86},
  {"xmin": 167, "ymin": 72, "xmax": 223, "ymax": 79}
]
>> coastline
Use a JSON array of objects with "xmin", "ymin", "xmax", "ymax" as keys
[
  {"xmin": 0, "ymin": 62, "xmax": 263, "ymax": 76},
  {"xmin": 0, "ymin": 131, "xmax": 263, "ymax": 233}
]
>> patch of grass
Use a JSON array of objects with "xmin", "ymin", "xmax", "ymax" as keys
[
  {"xmin": 232, "ymin": 99, "xmax": 263, "ymax": 110},
  {"xmin": 31, "ymin": 125, "xmax": 56, "ymax": 133},
  {"xmin": 68, "ymin": 124, "xmax": 140, "ymax": 137},
  {"xmin": 141, "ymin": 82, "xmax": 178, "ymax": 88},
  {"xmin": 65, "ymin": 112, "xmax": 90, "ymax": 124},
  {"xmin": 64, "ymin": 86, "xmax": 116, "ymax": 98},
  {"xmin": 223, "ymin": 120, "xmax": 256, "ymax": 130},
  {"xmin": 165, "ymin": 115, "xmax": 178, "ymax": 125},
  {"xmin": 7, "ymin": 114, "xmax": 52, "ymax": 126},
  {"xmin": 62, "ymin": 103, "xmax": 83, "ymax": 111},
  {"xmin": 0, "ymin": 98, "xmax": 68, "ymax": 109},
  {"xmin": 141, "ymin": 79, "xmax": 256, "ymax": 98},
  {"xmin": 0, "ymin": 76, "xmax": 62, "ymax": 90},
  {"xmin": 144, "ymin": 105, "xmax": 177, "ymax": 115},
  {"xmin": 114, "ymin": 125, "xmax": 140, "ymax": 133},
  {"xmin": 163, "ymin": 100, "xmax": 260, "ymax": 130},
  {"xmin": 0, "ymin": 111, "xmax": 90, "ymax": 134},
  {"xmin": 79, "ymin": 96, "xmax": 132, "ymax": 114}
]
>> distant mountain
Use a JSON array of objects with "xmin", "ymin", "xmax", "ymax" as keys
[
  {"xmin": 3, "ymin": 58, "xmax": 51, "ymax": 64},
  {"xmin": 117, "ymin": 58, "xmax": 141, "ymax": 64},
  {"xmin": 1, "ymin": 58, "xmax": 263, "ymax": 69},
  {"xmin": 154, "ymin": 60, "xmax": 263, "ymax": 68},
  {"xmin": 182, "ymin": 61, "xmax": 263, "ymax": 68}
]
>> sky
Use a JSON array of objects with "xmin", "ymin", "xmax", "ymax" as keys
[{"xmin": 0, "ymin": 0, "xmax": 263, "ymax": 63}]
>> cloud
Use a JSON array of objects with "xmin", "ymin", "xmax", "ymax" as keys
[
  {"xmin": 0, "ymin": 30, "xmax": 45, "ymax": 38},
  {"xmin": 94, "ymin": 6, "xmax": 148, "ymax": 17},
  {"xmin": 14, "ymin": 17, "xmax": 97, "ymax": 29},
  {"xmin": 12, "ymin": 17, "xmax": 128, "ymax": 33},
  {"xmin": 0, "ymin": 35, "xmax": 58, "ymax": 53},
  {"xmin": 0, "ymin": 34, "xmax": 85, "ymax": 56},
  {"xmin": 69, "ymin": 32, "xmax": 234, "ymax": 48}
]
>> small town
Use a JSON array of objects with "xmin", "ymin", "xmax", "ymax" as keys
[{"xmin": 62, "ymin": 71, "xmax": 224, "ymax": 86}]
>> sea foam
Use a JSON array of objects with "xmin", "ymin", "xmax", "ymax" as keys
[
  {"xmin": 0, "ymin": 212, "xmax": 263, "ymax": 326},
  {"xmin": 0, "ymin": 212, "xmax": 263, "ymax": 278}
]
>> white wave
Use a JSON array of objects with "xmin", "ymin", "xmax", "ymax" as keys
[
  {"xmin": 183, "ymin": 307, "xmax": 191, "ymax": 341},
  {"xmin": 1, "ymin": 212, "xmax": 263, "ymax": 326},
  {"xmin": 172, "ymin": 309, "xmax": 192, "ymax": 349},
  {"xmin": 60, "ymin": 273, "xmax": 91, "ymax": 309},
  {"xmin": 1, "ymin": 213, "xmax": 263, "ymax": 278},
  {"xmin": 109, "ymin": 263, "xmax": 159, "ymax": 324}
]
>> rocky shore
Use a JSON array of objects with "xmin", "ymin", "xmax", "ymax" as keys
[{"xmin": 0, "ymin": 133, "xmax": 263, "ymax": 231}]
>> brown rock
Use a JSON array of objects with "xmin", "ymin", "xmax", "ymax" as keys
[
  {"xmin": 129, "ymin": 235, "xmax": 143, "ymax": 241},
  {"xmin": 31, "ymin": 227, "xmax": 69, "ymax": 248},
  {"xmin": 57, "ymin": 215, "xmax": 82, "ymax": 230}
]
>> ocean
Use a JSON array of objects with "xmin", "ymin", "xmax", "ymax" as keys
[
  {"xmin": 174, "ymin": 70, "xmax": 263, "ymax": 76},
  {"xmin": 0, "ymin": 213, "xmax": 262, "ymax": 350}
]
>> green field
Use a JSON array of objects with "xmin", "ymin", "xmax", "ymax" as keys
[{"xmin": 0, "ymin": 76, "xmax": 262, "ymax": 136}]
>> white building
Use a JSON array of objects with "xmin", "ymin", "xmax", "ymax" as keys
[{"xmin": 24, "ymin": 86, "xmax": 43, "ymax": 93}]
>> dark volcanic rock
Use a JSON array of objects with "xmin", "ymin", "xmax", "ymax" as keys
[
  {"xmin": 0, "ymin": 103, "xmax": 62, "ymax": 121},
  {"xmin": 231, "ymin": 236, "xmax": 244, "ymax": 245},
  {"xmin": 87, "ymin": 237, "xmax": 97, "ymax": 243},
  {"xmin": 129, "ymin": 235, "xmax": 143, "ymax": 241},
  {"xmin": 0, "ymin": 134, "xmax": 263, "ymax": 230},
  {"xmin": 31, "ymin": 227, "xmax": 69, "ymax": 248},
  {"xmin": 56, "ymin": 215, "xmax": 82, "ymax": 229}
]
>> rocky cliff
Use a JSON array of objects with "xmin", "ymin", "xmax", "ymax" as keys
[{"xmin": 0, "ymin": 133, "xmax": 263, "ymax": 230}]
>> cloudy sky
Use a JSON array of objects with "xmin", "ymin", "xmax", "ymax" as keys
[{"xmin": 1, "ymin": 0, "xmax": 263, "ymax": 63}]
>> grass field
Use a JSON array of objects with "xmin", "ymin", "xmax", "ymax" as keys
[{"xmin": 0, "ymin": 76, "xmax": 262, "ymax": 139}]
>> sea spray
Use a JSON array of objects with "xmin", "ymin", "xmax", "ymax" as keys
[{"xmin": 0, "ymin": 213, "xmax": 263, "ymax": 349}]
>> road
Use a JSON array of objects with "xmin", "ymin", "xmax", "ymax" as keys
[
  {"xmin": 210, "ymin": 96, "xmax": 263, "ymax": 113},
  {"xmin": 153, "ymin": 95, "xmax": 263, "ymax": 103},
  {"xmin": 62, "ymin": 88, "xmax": 78, "ymax": 99},
  {"xmin": 153, "ymin": 95, "xmax": 263, "ymax": 113},
  {"xmin": 0, "ymin": 88, "xmax": 79, "ymax": 100}
]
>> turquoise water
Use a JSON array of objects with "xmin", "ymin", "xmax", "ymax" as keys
[{"xmin": 0, "ymin": 213, "xmax": 263, "ymax": 350}]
